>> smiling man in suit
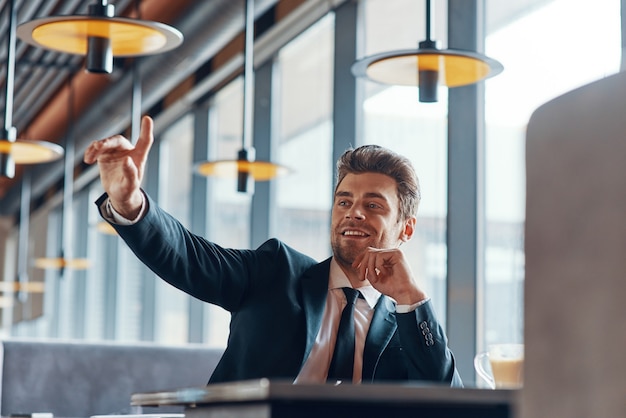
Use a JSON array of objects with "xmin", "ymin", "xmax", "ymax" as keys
[{"xmin": 84, "ymin": 116, "xmax": 462, "ymax": 386}]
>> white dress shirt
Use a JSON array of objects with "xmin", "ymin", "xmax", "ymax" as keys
[{"xmin": 294, "ymin": 258, "xmax": 379, "ymax": 384}]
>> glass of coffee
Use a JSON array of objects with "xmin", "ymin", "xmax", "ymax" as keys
[{"xmin": 474, "ymin": 343, "xmax": 524, "ymax": 389}]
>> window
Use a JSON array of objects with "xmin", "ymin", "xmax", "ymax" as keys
[
  {"xmin": 207, "ymin": 79, "xmax": 252, "ymax": 248},
  {"xmin": 274, "ymin": 14, "xmax": 335, "ymax": 261},
  {"xmin": 85, "ymin": 184, "xmax": 109, "ymax": 340},
  {"xmin": 155, "ymin": 114, "xmax": 195, "ymax": 344},
  {"xmin": 483, "ymin": 0, "xmax": 621, "ymax": 347},
  {"xmin": 202, "ymin": 78, "xmax": 252, "ymax": 347}
]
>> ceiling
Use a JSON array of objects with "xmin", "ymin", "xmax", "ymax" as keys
[{"xmin": 0, "ymin": 0, "xmax": 282, "ymax": 217}]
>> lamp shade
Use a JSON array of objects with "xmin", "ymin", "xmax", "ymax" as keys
[
  {"xmin": 17, "ymin": 1, "xmax": 183, "ymax": 73},
  {"xmin": 194, "ymin": 147, "xmax": 290, "ymax": 193},
  {"xmin": 352, "ymin": 47, "xmax": 502, "ymax": 87},
  {"xmin": 0, "ymin": 138, "xmax": 64, "ymax": 164},
  {"xmin": 33, "ymin": 256, "xmax": 91, "ymax": 270},
  {"xmin": 352, "ymin": 42, "xmax": 503, "ymax": 103},
  {"xmin": 194, "ymin": 159, "xmax": 290, "ymax": 181},
  {"xmin": 0, "ymin": 281, "xmax": 45, "ymax": 293},
  {"xmin": 17, "ymin": 16, "xmax": 183, "ymax": 57}
]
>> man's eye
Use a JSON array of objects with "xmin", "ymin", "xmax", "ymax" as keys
[
  {"xmin": 338, "ymin": 200, "xmax": 348, "ymax": 206},
  {"xmin": 368, "ymin": 203, "xmax": 380, "ymax": 209}
]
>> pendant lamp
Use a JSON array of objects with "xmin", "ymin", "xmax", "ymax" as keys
[
  {"xmin": 0, "ymin": 0, "xmax": 64, "ymax": 179},
  {"xmin": 35, "ymin": 78, "xmax": 90, "ymax": 271},
  {"xmin": 16, "ymin": 0, "xmax": 183, "ymax": 74},
  {"xmin": 0, "ymin": 281, "xmax": 45, "ymax": 293},
  {"xmin": 351, "ymin": 0, "xmax": 503, "ymax": 103},
  {"xmin": 193, "ymin": 0, "xmax": 289, "ymax": 193},
  {"xmin": 1, "ymin": 169, "xmax": 46, "ymax": 303}
]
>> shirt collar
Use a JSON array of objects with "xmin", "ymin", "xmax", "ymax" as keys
[{"xmin": 329, "ymin": 257, "xmax": 381, "ymax": 308}]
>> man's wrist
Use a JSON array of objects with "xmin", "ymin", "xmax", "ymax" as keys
[
  {"xmin": 396, "ymin": 298, "xmax": 430, "ymax": 313},
  {"xmin": 104, "ymin": 192, "xmax": 146, "ymax": 225},
  {"xmin": 110, "ymin": 192, "xmax": 144, "ymax": 220},
  {"xmin": 394, "ymin": 287, "xmax": 428, "ymax": 306}
]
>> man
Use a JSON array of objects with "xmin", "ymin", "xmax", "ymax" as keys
[{"xmin": 84, "ymin": 116, "xmax": 462, "ymax": 386}]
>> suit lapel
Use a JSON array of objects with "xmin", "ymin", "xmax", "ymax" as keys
[
  {"xmin": 299, "ymin": 258, "xmax": 332, "ymax": 369},
  {"xmin": 362, "ymin": 295, "xmax": 397, "ymax": 381}
]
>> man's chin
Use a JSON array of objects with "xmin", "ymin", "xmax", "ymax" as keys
[{"xmin": 333, "ymin": 248, "xmax": 362, "ymax": 267}]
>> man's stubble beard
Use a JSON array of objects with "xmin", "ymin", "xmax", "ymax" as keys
[{"xmin": 331, "ymin": 238, "xmax": 367, "ymax": 269}]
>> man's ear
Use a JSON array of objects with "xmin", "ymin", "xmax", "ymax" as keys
[{"xmin": 399, "ymin": 216, "xmax": 416, "ymax": 243}]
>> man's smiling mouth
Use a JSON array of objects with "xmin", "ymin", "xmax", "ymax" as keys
[{"xmin": 342, "ymin": 230, "xmax": 369, "ymax": 237}]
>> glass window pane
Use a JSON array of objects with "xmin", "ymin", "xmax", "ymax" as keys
[
  {"xmin": 364, "ymin": 0, "xmax": 447, "ymax": 55},
  {"xmin": 85, "ymin": 183, "xmax": 108, "ymax": 340},
  {"xmin": 483, "ymin": 0, "xmax": 621, "ymax": 347},
  {"xmin": 207, "ymin": 78, "xmax": 252, "ymax": 248},
  {"xmin": 203, "ymin": 78, "xmax": 252, "ymax": 347},
  {"xmin": 275, "ymin": 14, "xmax": 335, "ymax": 261},
  {"xmin": 115, "ymin": 244, "xmax": 145, "ymax": 340},
  {"xmin": 154, "ymin": 114, "xmax": 195, "ymax": 344},
  {"xmin": 160, "ymin": 114, "xmax": 195, "ymax": 226}
]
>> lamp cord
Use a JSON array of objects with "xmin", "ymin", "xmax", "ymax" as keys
[
  {"xmin": 61, "ymin": 76, "xmax": 75, "ymax": 262},
  {"xmin": 425, "ymin": 0, "xmax": 432, "ymax": 42},
  {"xmin": 242, "ymin": 0, "xmax": 254, "ymax": 150},
  {"xmin": 131, "ymin": 0, "xmax": 143, "ymax": 143},
  {"xmin": 17, "ymin": 169, "xmax": 31, "ymax": 285},
  {"xmin": 4, "ymin": 0, "xmax": 16, "ymax": 132}
]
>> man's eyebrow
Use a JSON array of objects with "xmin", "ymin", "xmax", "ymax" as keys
[
  {"xmin": 363, "ymin": 192, "xmax": 386, "ymax": 200},
  {"xmin": 334, "ymin": 190, "xmax": 388, "ymax": 201},
  {"xmin": 334, "ymin": 190, "xmax": 353, "ymax": 197}
]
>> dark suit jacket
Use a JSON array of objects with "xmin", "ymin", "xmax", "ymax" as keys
[{"xmin": 97, "ymin": 193, "xmax": 462, "ymax": 386}]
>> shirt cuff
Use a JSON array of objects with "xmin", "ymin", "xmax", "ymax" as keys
[
  {"xmin": 100, "ymin": 193, "xmax": 146, "ymax": 225},
  {"xmin": 396, "ymin": 297, "xmax": 430, "ymax": 313}
]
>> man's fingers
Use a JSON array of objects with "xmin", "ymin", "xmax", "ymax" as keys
[
  {"xmin": 134, "ymin": 116, "xmax": 154, "ymax": 163},
  {"xmin": 366, "ymin": 251, "xmax": 379, "ymax": 282},
  {"xmin": 121, "ymin": 155, "xmax": 140, "ymax": 181},
  {"xmin": 84, "ymin": 135, "xmax": 130, "ymax": 164},
  {"xmin": 83, "ymin": 142, "xmax": 97, "ymax": 164},
  {"xmin": 83, "ymin": 118, "xmax": 152, "ymax": 166}
]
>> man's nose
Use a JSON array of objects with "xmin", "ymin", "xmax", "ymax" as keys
[{"xmin": 346, "ymin": 205, "xmax": 365, "ymax": 219}]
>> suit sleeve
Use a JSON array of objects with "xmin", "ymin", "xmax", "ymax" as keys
[
  {"xmin": 396, "ymin": 300, "xmax": 464, "ymax": 387},
  {"xmin": 96, "ymin": 192, "xmax": 256, "ymax": 311}
]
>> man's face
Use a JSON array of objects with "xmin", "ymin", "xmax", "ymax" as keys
[{"xmin": 330, "ymin": 172, "xmax": 414, "ymax": 268}]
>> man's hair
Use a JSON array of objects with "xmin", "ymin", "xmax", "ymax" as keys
[{"xmin": 335, "ymin": 145, "xmax": 421, "ymax": 221}]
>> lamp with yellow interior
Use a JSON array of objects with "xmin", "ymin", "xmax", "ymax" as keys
[
  {"xmin": 0, "ymin": 281, "xmax": 45, "ymax": 294},
  {"xmin": 16, "ymin": 0, "xmax": 183, "ymax": 74},
  {"xmin": 34, "ymin": 78, "xmax": 90, "ymax": 271},
  {"xmin": 193, "ymin": 0, "xmax": 289, "ymax": 193},
  {"xmin": 351, "ymin": 0, "xmax": 503, "ymax": 103},
  {"xmin": 0, "ymin": 0, "xmax": 64, "ymax": 179},
  {"xmin": 2, "ymin": 169, "xmax": 46, "ymax": 303}
]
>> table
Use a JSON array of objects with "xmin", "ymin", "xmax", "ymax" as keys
[{"xmin": 131, "ymin": 379, "xmax": 517, "ymax": 418}]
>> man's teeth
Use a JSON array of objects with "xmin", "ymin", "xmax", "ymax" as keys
[{"xmin": 343, "ymin": 231, "xmax": 366, "ymax": 236}]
